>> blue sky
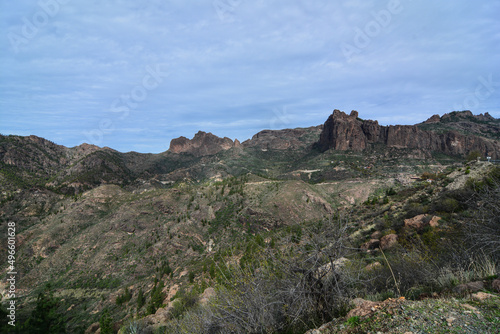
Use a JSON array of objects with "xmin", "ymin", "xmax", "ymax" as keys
[{"xmin": 1, "ymin": 0, "xmax": 499, "ymax": 153}]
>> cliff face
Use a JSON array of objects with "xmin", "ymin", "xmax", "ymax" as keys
[
  {"xmin": 316, "ymin": 110, "xmax": 500, "ymax": 158},
  {"xmin": 169, "ymin": 131, "xmax": 237, "ymax": 157}
]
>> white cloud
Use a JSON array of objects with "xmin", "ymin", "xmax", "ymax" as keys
[{"xmin": 0, "ymin": 0, "xmax": 498, "ymax": 153}]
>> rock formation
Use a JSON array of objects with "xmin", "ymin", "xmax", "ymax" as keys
[
  {"xmin": 316, "ymin": 110, "xmax": 500, "ymax": 158},
  {"xmin": 168, "ymin": 131, "xmax": 236, "ymax": 157},
  {"xmin": 242, "ymin": 126, "xmax": 323, "ymax": 151}
]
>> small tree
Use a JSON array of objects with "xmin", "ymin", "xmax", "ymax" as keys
[
  {"xmin": 25, "ymin": 284, "xmax": 66, "ymax": 333},
  {"xmin": 99, "ymin": 308, "xmax": 113, "ymax": 334},
  {"xmin": 136, "ymin": 288, "xmax": 145, "ymax": 309},
  {"xmin": 147, "ymin": 280, "xmax": 165, "ymax": 314}
]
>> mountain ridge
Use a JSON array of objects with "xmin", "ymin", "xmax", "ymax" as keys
[{"xmin": 1, "ymin": 109, "xmax": 499, "ymax": 195}]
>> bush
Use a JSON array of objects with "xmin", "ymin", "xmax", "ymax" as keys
[
  {"xmin": 432, "ymin": 197, "xmax": 460, "ymax": 213},
  {"xmin": 466, "ymin": 150, "xmax": 482, "ymax": 162},
  {"xmin": 169, "ymin": 289, "xmax": 199, "ymax": 319},
  {"xmin": 461, "ymin": 168, "xmax": 500, "ymax": 259},
  {"xmin": 161, "ymin": 215, "xmax": 358, "ymax": 333},
  {"xmin": 116, "ymin": 287, "xmax": 132, "ymax": 305}
]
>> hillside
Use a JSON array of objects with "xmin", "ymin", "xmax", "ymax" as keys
[{"xmin": 0, "ymin": 109, "xmax": 499, "ymax": 333}]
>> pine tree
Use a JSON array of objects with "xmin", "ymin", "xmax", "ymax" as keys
[
  {"xmin": 25, "ymin": 284, "xmax": 66, "ymax": 333},
  {"xmin": 137, "ymin": 288, "xmax": 145, "ymax": 309},
  {"xmin": 99, "ymin": 308, "xmax": 113, "ymax": 334}
]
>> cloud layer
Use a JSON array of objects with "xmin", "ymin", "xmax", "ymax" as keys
[{"xmin": 1, "ymin": 0, "xmax": 499, "ymax": 152}]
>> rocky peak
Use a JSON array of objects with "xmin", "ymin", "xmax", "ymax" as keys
[
  {"xmin": 316, "ymin": 109, "xmax": 368, "ymax": 151},
  {"xmin": 316, "ymin": 109, "xmax": 500, "ymax": 158},
  {"xmin": 424, "ymin": 114, "xmax": 441, "ymax": 123},
  {"xmin": 168, "ymin": 131, "xmax": 236, "ymax": 157}
]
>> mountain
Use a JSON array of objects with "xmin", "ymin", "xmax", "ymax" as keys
[
  {"xmin": 316, "ymin": 110, "xmax": 500, "ymax": 158},
  {"xmin": 1, "ymin": 109, "xmax": 499, "ymax": 334},
  {"xmin": 168, "ymin": 131, "xmax": 239, "ymax": 157}
]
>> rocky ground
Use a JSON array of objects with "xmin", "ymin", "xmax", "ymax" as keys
[{"xmin": 307, "ymin": 290, "xmax": 500, "ymax": 334}]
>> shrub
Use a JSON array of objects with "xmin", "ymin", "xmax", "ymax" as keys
[
  {"xmin": 462, "ymin": 167, "xmax": 500, "ymax": 259},
  {"xmin": 99, "ymin": 308, "xmax": 113, "ymax": 334},
  {"xmin": 466, "ymin": 150, "xmax": 482, "ymax": 162},
  {"xmin": 116, "ymin": 287, "xmax": 132, "ymax": 305},
  {"xmin": 169, "ymin": 289, "xmax": 199, "ymax": 319},
  {"xmin": 161, "ymin": 215, "xmax": 358, "ymax": 333}
]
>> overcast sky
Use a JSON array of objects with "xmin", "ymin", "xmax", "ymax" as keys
[{"xmin": 1, "ymin": 1, "xmax": 499, "ymax": 153}]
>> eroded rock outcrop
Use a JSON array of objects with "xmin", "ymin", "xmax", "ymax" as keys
[
  {"xmin": 169, "ymin": 131, "xmax": 236, "ymax": 157},
  {"xmin": 316, "ymin": 110, "xmax": 500, "ymax": 158}
]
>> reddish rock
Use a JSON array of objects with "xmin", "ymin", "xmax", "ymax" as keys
[
  {"xmin": 429, "ymin": 216, "xmax": 441, "ymax": 227},
  {"xmin": 315, "ymin": 110, "xmax": 500, "ymax": 158},
  {"xmin": 404, "ymin": 214, "xmax": 441, "ymax": 230},
  {"xmin": 404, "ymin": 214, "xmax": 428, "ymax": 229},
  {"xmin": 380, "ymin": 234, "xmax": 398, "ymax": 250},
  {"xmin": 169, "ymin": 131, "xmax": 235, "ymax": 157}
]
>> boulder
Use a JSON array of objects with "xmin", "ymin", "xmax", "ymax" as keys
[
  {"xmin": 380, "ymin": 234, "xmax": 398, "ymax": 250},
  {"xmin": 472, "ymin": 292, "xmax": 495, "ymax": 302},
  {"xmin": 404, "ymin": 214, "xmax": 428, "ymax": 229},
  {"xmin": 429, "ymin": 216, "xmax": 441, "ymax": 227}
]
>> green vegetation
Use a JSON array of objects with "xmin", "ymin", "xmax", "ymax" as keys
[
  {"xmin": 116, "ymin": 287, "xmax": 132, "ymax": 305},
  {"xmin": 2, "ymin": 130, "xmax": 500, "ymax": 333},
  {"xmin": 22, "ymin": 284, "xmax": 67, "ymax": 333},
  {"xmin": 99, "ymin": 308, "xmax": 113, "ymax": 334}
]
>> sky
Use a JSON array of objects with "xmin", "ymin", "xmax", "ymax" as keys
[{"xmin": 0, "ymin": 0, "xmax": 499, "ymax": 153}]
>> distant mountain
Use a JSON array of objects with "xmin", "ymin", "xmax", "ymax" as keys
[{"xmin": 1, "ymin": 109, "xmax": 499, "ymax": 194}]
